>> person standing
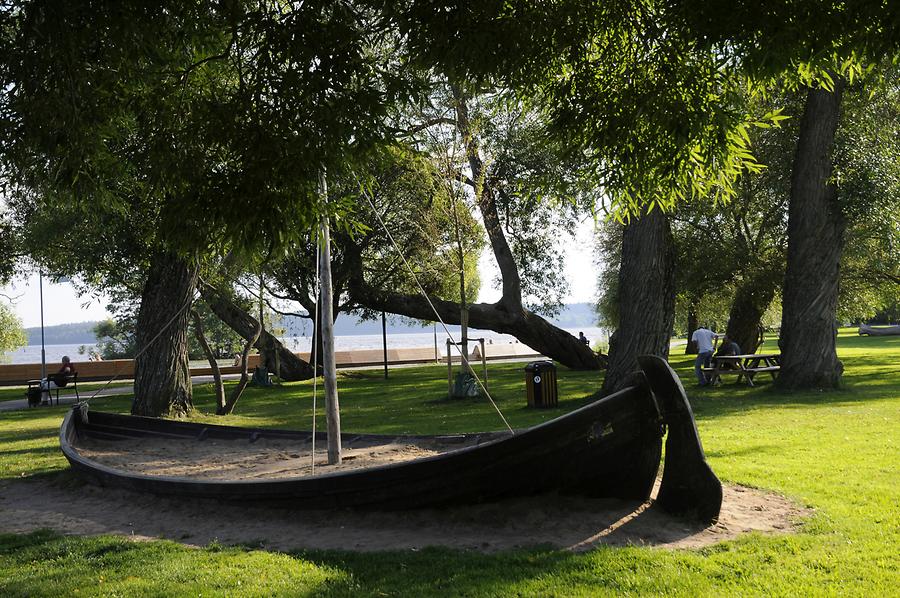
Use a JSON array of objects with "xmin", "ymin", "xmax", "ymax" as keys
[{"xmin": 691, "ymin": 325, "xmax": 720, "ymax": 386}]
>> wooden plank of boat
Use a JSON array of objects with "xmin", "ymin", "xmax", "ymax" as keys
[{"xmin": 60, "ymin": 356, "xmax": 722, "ymax": 521}]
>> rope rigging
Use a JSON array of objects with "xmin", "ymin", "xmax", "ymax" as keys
[{"xmin": 355, "ymin": 173, "xmax": 515, "ymax": 436}]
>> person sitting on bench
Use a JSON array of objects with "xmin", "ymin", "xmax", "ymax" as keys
[
  {"xmin": 714, "ymin": 336, "xmax": 742, "ymax": 369},
  {"xmin": 41, "ymin": 356, "xmax": 76, "ymax": 405}
]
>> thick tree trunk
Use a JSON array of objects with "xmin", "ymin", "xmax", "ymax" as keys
[
  {"xmin": 685, "ymin": 297, "xmax": 699, "ymax": 354},
  {"xmin": 602, "ymin": 209, "xmax": 675, "ymax": 394},
  {"xmin": 132, "ymin": 251, "xmax": 198, "ymax": 417},
  {"xmin": 778, "ymin": 81, "xmax": 846, "ymax": 389},
  {"xmin": 725, "ymin": 268, "xmax": 778, "ymax": 354},
  {"xmin": 199, "ymin": 282, "xmax": 316, "ymax": 381}
]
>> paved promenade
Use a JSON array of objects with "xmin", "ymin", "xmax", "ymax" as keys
[{"xmin": 0, "ymin": 374, "xmax": 246, "ymax": 412}]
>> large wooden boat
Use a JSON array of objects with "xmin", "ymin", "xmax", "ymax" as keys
[{"xmin": 60, "ymin": 356, "xmax": 722, "ymax": 522}]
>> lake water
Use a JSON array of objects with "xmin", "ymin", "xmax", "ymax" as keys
[{"xmin": 3, "ymin": 327, "xmax": 610, "ymax": 365}]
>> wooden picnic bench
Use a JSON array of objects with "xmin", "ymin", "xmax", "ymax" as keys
[{"xmin": 702, "ymin": 353, "xmax": 780, "ymax": 387}]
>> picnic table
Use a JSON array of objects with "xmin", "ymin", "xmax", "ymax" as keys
[{"xmin": 703, "ymin": 353, "xmax": 780, "ymax": 387}]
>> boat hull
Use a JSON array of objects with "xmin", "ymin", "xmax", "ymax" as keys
[
  {"xmin": 61, "ymin": 357, "xmax": 722, "ymax": 521},
  {"xmin": 61, "ymin": 384, "xmax": 662, "ymax": 509}
]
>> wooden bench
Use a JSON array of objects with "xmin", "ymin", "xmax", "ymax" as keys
[{"xmin": 26, "ymin": 373, "xmax": 79, "ymax": 407}]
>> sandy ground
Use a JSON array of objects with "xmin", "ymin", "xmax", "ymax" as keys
[
  {"xmin": 0, "ymin": 475, "xmax": 809, "ymax": 553},
  {"xmin": 74, "ymin": 434, "xmax": 488, "ymax": 480}
]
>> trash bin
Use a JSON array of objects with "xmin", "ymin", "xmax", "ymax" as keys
[
  {"xmin": 525, "ymin": 361, "xmax": 558, "ymax": 408},
  {"xmin": 25, "ymin": 386, "xmax": 42, "ymax": 407}
]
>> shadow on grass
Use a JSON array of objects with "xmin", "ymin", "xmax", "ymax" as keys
[
  {"xmin": 0, "ymin": 467, "xmax": 71, "ymax": 484},
  {"xmin": 0, "ymin": 445, "xmax": 61, "ymax": 459},
  {"xmin": 0, "ymin": 421, "xmax": 63, "ymax": 444},
  {"xmin": 686, "ymin": 378, "xmax": 896, "ymax": 420},
  {"xmin": 704, "ymin": 444, "xmax": 783, "ymax": 459},
  {"xmin": 0, "ymin": 530, "xmax": 628, "ymax": 598},
  {"xmin": 1, "ymin": 529, "xmax": 685, "ymax": 597}
]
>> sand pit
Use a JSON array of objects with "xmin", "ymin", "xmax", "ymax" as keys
[
  {"xmin": 74, "ymin": 434, "xmax": 486, "ymax": 480},
  {"xmin": 0, "ymin": 475, "xmax": 809, "ymax": 553}
]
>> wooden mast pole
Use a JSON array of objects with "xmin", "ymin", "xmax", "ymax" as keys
[{"xmin": 318, "ymin": 169, "xmax": 342, "ymax": 465}]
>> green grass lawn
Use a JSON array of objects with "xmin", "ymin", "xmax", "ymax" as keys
[{"xmin": 1, "ymin": 329, "xmax": 897, "ymax": 596}]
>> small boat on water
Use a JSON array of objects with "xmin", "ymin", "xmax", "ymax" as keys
[{"xmin": 60, "ymin": 356, "xmax": 722, "ymax": 522}]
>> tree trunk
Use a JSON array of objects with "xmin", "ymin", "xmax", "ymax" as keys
[
  {"xmin": 602, "ymin": 209, "xmax": 675, "ymax": 394},
  {"xmin": 132, "ymin": 251, "xmax": 198, "ymax": 417},
  {"xmin": 219, "ymin": 319, "xmax": 262, "ymax": 416},
  {"xmin": 451, "ymin": 84, "xmax": 523, "ymax": 310},
  {"xmin": 725, "ymin": 268, "xmax": 778, "ymax": 354},
  {"xmin": 191, "ymin": 310, "xmax": 226, "ymax": 412},
  {"xmin": 199, "ymin": 282, "xmax": 316, "ymax": 381},
  {"xmin": 685, "ymin": 297, "xmax": 699, "ymax": 354},
  {"xmin": 778, "ymin": 80, "xmax": 846, "ymax": 389}
]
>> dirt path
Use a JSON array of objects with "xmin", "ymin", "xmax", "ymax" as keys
[{"xmin": 0, "ymin": 476, "xmax": 809, "ymax": 553}]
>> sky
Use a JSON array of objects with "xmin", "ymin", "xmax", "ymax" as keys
[
  {"xmin": 0, "ymin": 275, "xmax": 111, "ymax": 328},
  {"xmin": 477, "ymin": 215, "xmax": 598, "ymax": 305},
  {"xmin": 1, "ymin": 219, "xmax": 600, "ymax": 329}
]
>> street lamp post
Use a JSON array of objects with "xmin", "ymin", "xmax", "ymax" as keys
[{"xmin": 39, "ymin": 270, "xmax": 46, "ymax": 381}]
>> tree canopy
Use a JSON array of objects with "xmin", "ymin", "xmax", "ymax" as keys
[
  {"xmin": 396, "ymin": 1, "xmax": 900, "ymax": 214},
  {"xmin": 0, "ymin": 0, "xmax": 413, "ymax": 256}
]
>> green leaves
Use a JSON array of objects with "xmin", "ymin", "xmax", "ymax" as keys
[
  {"xmin": 2, "ymin": 0, "xmax": 413, "ymax": 264},
  {"xmin": 0, "ymin": 301, "xmax": 26, "ymax": 356},
  {"xmin": 395, "ymin": 0, "xmax": 900, "ymax": 224}
]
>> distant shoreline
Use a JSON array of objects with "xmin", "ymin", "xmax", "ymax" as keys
[
  {"xmin": 23, "ymin": 303, "xmax": 603, "ymax": 346},
  {"xmin": 7, "ymin": 327, "xmax": 611, "ymax": 366}
]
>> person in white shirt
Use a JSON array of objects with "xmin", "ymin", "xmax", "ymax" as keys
[{"xmin": 691, "ymin": 325, "xmax": 720, "ymax": 386}]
